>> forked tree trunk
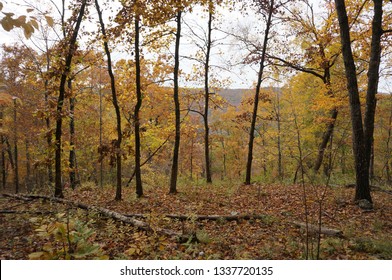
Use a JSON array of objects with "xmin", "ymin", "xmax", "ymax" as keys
[
  {"xmin": 54, "ymin": 0, "xmax": 87, "ymax": 198},
  {"xmin": 334, "ymin": 0, "xmax": 383, "ymax": 203}
]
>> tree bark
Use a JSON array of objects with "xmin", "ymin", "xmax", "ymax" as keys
[
  {"xmin": 363, "ymin": 0, "xmax": 383, "ymax": 185},
  {"xmin": 0, "ymin": 109, "xmax": 5, "ymax": 190},
  {"xmin": 245, "ymin": 0, "xmax": 274, "ymax": 185},
  {"xmin": 68, "ymin": 79, "xmax": 77, "ymax": 190},
  {"xmin": 95, "ymin": 0, "xmax": 123, "ymax": 201},
  {"xmin": 134, "ymin": 15, "xmax": 143, "ymax": 198},
  {"xmin": 13, "ymin": 98, "xmax": 19, "ymax": 194},
  {"xmin": 314, "ymin": 108, "xmax": 338, "ymax": 172},
  {"xmin": 170, "ymin": 10, "xmax": 182, "ymax": 194},
  {"xmin": 204, "ymin": 10, "xmax": 213, "ymax": 184},
  {"xmin": 25, "ymin": 139, "xmax": 32, "ymax": 192},
  {"xmin": 334, "ymin": 0, "xmax": 383, "ymax": 203},
  {"xmin": 54, "ymin": 0, "xmax": 87, "ymax": 198}
]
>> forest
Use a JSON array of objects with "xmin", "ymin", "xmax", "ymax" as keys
[{"xmin": 0, "ymin": 0, "xmax": 392, "ymax": 260}]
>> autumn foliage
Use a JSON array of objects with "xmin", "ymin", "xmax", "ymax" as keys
[{"xmin": 0, "ymin": 0, "xmax": 391, "ymax": 260}]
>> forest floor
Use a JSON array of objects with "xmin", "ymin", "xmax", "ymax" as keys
[{"xmin": 1, "ymin": 182, "xmax": 392, "ymax": 260}]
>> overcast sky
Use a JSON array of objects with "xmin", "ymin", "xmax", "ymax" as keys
[{"xmin": 0, "ymin": 0, "xmax": 390, "ymax": 92}]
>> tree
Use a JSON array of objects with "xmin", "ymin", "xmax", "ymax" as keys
[
  {"xmin": 54, "ymin": 0, "xmax": 87, "ymax": 198},
  {"xmin": 134, "ymin": 10, "xmax": 144, "ymax": 198},
  {"xmin": 95, "ymin": 0, "xmax": 123, "ymax": 200},
  {"xmin": 334, "ymin": 0, "xmax": 385, "ymax": 204},
  {"xmin": 245, "ymin": 0, "xmax": 276, "ymax": 185},
  {"xmin": 268, "ymin": 0, "xmax": 343, "ymax": 173}
]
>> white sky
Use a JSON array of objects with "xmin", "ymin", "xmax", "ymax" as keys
[{"xmin": 0, "ymin": 0, "xmax": 390, "ymax": 92}]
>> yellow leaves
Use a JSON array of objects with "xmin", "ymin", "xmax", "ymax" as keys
[
  {"xmin": 45, "ymin": 15, "xmax": 54, "ymax": 27},
  {"xmin": 0, "ymin": 3, "xmax": 55, "ymax": 38},
  {"xmin": 0, "ymin": 92, "xmax": 12, "ymax": 106}
]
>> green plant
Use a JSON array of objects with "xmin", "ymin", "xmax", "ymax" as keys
[
  {"xmin": 29, "ymin": 212, "xmax": 108, "ymax": 260},
  {"xmin": 350, "ymin": 237, "xmax": 392, "ymax": 259}
]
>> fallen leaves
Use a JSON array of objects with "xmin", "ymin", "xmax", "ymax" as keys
[{"xmin": 1, "ymin": 182, "xmax": 392, "ymax": 259}]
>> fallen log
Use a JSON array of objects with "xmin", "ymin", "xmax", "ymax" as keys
[
  {"xmin": 0, "ymin": 210, "xmax": 54, "ymax": 215},
  {"xmin": 126, "ymin": 213, "xmax": 269, "ymax": 221},
  {"xmin": 292, "ymin": 221, "xmax": 343, "ymax": 238},
  {"xmin": 2, "ymin": 193, "xmax": 183, "ymax": 239}
]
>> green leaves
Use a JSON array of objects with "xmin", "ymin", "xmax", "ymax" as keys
[{"xmin": 29, "ymin": 213, "xmax": 108, "ymax": 260}]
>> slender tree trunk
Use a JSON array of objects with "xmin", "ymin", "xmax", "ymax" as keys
[
  {"xmin": 385, "ymin": 101, "xmax": 392, "ymax": 182},
  {"xmin": 0, "ymin": 109, "xmax": 6, "ymax": 190},
  {"xmin": 68, "ymin": 79, "xmax": 77, "ymax": 190},
  {"xmin": 190, "ymin": 138, "xmax": 193, "ymax": 180},
  {"xmin": 54, "ymin": 0, "xmax": 87, "ymax": 198},
  {"xmin": 314, "ymin": 108, "xmax": 338, "ymax": 171},
  {"xmin": 1, "ymin": 135, "xmax": 5, "ymax": 190},
  {"xmin": 276, "ymin": 94, "xmax": 283, "ymax": 179},
  {"xmin": 245, "ymin": 0, "xmax": 274, "ymax": 185},
  {"xmin": 25, "ymin": 139, "xmax": 31, "ymax": 192},
  {"xmin": 204, "ymin": 10, "xmax": 213, "ymax": 184},
  {"xmin": 134, "ymin": 15, "xmax": 143, "ymax": 198},
  {"xmin": 44, "ymin": 40, "xmax": 53, "ymax": 185},
  {"xmin": 13, "ymin": 99, "xmax": 19, "ymax": 194},
  {"xmin": 170, "ymin": 10, "xmax": 182, "ymax": 194},
  {"xmin": 363, "ymin": 0, "xmax": 383, "ymax": 184},
  {"xmin": 95, "ymin": 0, "xmax": 123, "ymax": 200}
]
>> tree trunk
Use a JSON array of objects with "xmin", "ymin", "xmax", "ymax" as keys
[
  {"xmin": 245, "ymin": 0, "xmax": 274, "ymax": 185},
  {"xmin": 25, "ymin": 139, "xmax": 32, "ymax": 192},
  {"xmin": 44, "ymin": 46, "xmax": 53, "ymax": 185},
  {"xmin": 68, "ymin": 79, "xmax": 77, "ymax": 190},
  {"xmin": 0, "ymin": 109, "xmax": 6, "ymax": 190},
  {"xmin": 363, "ymin": 0, "xmax": 383, "ymax": 185},
  {"xmin": 275, "ymin": 92, "xmax": 283, "ymax": 179},
  {"xmin": 1, "ymin": 135, "xmax": 5, "ymax": 190},
  {"xmin": 13, "ymin": 98, "xmax": 19, "ymax": 194},
  {"xmin": 170, "ymin": 10, "xmax": 182, "ymax": 194},
  {"xmin": 134, "ymin": 15, "xmax": 143, "ymax": 198},
  {"xmin": 334, "ymin": 0, "xmax": 380, "ymax": 203},
  {"xmin": 95, "ymin": 0, "xmax": 123, "ymax": 201},
  {"xmin": 54, "ymin": 0, "xmax": 87, "ymax": 198},
  {"xmin": 314, "ymin": 108, "xmax": 338, "ymax": 172},
  {"xmin": 204, "ymin": 10, "xmax": 213, "ymax": 184}
]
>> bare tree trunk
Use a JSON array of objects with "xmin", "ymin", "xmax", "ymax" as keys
[
  {"xmin": 134, "ymin": 15, "xmax": 143, "ymax": 198},
  {"xmin": 54, "ymin": 0, "xmax": 87, "ymax": 198},
  {"xmin": 44, "ymin": 39, "xmax": 53, "ymax": 185},
  {"xmin": 314, "ymin": 108, "xmax": 338, "ymax": 172},
  {"xmin": 170, "ymin": 10, "xmax": 182, "ymax": 194},
  {"xmin": 95, "ymin": 0, "xmax": 123, "ymax": 200},
  {"xmin": 25, "ymin": 139, "xmax": 32, "ymax": 192},
  {"xmin": 334, "ymin": 0, "xmax": 384, "ymax": 203},
  {"xmin": 204, "ymin": 10, "xmax": 213, "ymax": 184},
  {"xmin": 275, "ymin": 92, "xmax": 283, "ymax": 179},
  {"xmin": 363, "ymin": 0, "xmax": 383, "ymax": 185},
  {"xmin": 0, "ymin": 109, "xmax": 6, "ymax": 190},
  {"xmin": 13, "ymin": 98, "xmax": 19, "ymax": 194},
  {"xmin": 1, "ymin": 136, "xmax": 5, "ymax": 190},
  {"xmin": 68, "ymin": 79, "xmax": 77, "ymax": 190},
  {"xmin": 245, "ymin": 0, "xmax": 274, "ymax": 185}
]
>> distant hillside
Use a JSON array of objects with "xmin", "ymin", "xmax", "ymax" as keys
[
  {"xmin": 217, "ymin": 88, "xmax": 251, "ymax": 106},
  {"xmin": 217, "ymin": 87, "xmax": 282, "ymax": 106}
]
